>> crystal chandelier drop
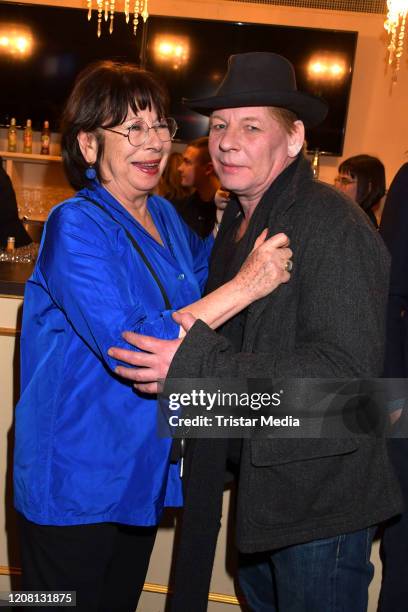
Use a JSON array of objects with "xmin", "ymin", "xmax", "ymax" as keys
[
  {"xmin": 87, "ymin": 1, "xmax": 149, "ymax": 38},
  {"xmin": 384, "ymin": 0, "xmax": 408, "ymax": 83}
]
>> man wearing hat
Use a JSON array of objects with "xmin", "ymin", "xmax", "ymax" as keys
[{"xmin": 109, "ymin": 52, "xmax": 401, "ymax": 611}]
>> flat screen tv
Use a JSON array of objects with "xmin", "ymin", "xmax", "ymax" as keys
[{"xmin": 0, "ymin": 2, "xmax": 357, "ymax": 155}]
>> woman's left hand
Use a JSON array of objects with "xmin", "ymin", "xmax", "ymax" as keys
[{"xmin": 233, "ymin": 230, "xmax": 292, "ymax": 302}]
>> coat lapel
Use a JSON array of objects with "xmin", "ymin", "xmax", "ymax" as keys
[
  {"xmin": 243, "ymin": 158, "xmax": 311, "ymax": 344},
  {"xmin": 245, "ymin": 221, "xmax": 293, "ymax": 341}
]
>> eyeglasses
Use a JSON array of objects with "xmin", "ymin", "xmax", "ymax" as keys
[
  {"xmin": 334, "ymin": 176, "xmax": 357, "ymax": 187},
  {"xmin": 102, "ymin": 117, "xmax": 178, "ymax": 147}
]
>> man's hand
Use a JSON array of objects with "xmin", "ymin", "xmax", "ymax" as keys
[{"xmin": 108, "ymin": 312, "xmax": 196, "ymax": 394}]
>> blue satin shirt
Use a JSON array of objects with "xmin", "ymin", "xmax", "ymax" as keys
[{"xmin": 14, "ymin": 181, "xmax": 212, "ymax": 526}]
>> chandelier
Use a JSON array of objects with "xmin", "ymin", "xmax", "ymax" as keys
[
  {"xmin": 384, "ymin": 0, "xmax": 408, "ymax": 83},
  {"xmin": 87, "ymin": 1, "xmax": 149, "ymax": 38}
]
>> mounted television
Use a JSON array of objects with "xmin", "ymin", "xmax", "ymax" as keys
[
  {"xmin": 0, "ymin": 2, "xmax": 357, "ymax": 155},
  {"xmin": 0, "ymin": 1, "xmax": 143, "ymax": 129}
]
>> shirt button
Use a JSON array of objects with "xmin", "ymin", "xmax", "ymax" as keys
[{"xmin": 177, "ymin": 273, "xmax": 185, "ymax": 281}]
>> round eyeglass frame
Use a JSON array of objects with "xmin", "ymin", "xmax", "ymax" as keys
[
  {"xmin": 101, "ymin": 117, "xmax": 178, "ymax": 147},
  {"xmin": 334, "ymin": 176, "xmax": 357, "ymax": 187}
]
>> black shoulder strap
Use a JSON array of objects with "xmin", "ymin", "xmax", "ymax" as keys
[{"xmin": 82, "ymin": 197, "xmax": 172, "ymax": 310}]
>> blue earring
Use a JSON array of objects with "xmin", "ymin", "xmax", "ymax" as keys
[{"xmin": 85, "ymin": 165, "xmax": 97, "ymax": 180}]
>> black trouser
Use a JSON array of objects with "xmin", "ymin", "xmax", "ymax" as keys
[
  {"xmin": 378, "ymin": 437, "xmax": 408, "ymax": 612},
  {"xmin": 18, "ymin": 514, "xmax": 157, "ymax": 612}
]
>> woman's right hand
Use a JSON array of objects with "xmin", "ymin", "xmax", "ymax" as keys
[{"xmin": 234, "ymin": 230, "xmax": 292, "ymax": 301}]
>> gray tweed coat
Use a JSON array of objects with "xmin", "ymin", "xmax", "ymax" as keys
[{"xmin": 169, "ymin": 156, "xmax": 402, "ymax": 555}]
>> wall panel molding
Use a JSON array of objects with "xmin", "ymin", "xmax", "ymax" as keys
[
  {"xmin": 224, "ymin": 0, "xmax": 386, "ymax": 14},
  {"xmin": 0, "ymin": 566, "xmax": 20, "ymax": 576},
  {"xmin": 0, "ymin": 327, "xmax": 20, "ymax": 337}
]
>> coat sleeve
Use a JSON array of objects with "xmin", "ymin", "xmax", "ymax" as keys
[
  {"xmin": 37, "ymin": 204, "xmax": 181, "ymax": 371},
  {"xmin": 168, "ymin": 209, "xmax": 390, "ymax": 381}
]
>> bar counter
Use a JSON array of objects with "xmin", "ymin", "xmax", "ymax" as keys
[{"xmin": 0, "ymin": 262, "xmax": 34, "ymax": 297}]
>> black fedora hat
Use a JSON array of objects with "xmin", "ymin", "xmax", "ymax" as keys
[{"xmin": 184, "ymin": 52, "xmax": 328, "ymax": 128}]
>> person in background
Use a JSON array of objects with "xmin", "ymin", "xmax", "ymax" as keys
[
  {"xmin": 378, "ymin": 162, "xmax": 408, "ymax": 612},
  {"xmin": 0, "ymin": 163, "xmax": 32, "ymax": 249},
  {"xmin": 174, "ymin": 136, "xmax": 220, "ymax": 237},
  {"xmin": 156, "ymin": 151, "xmax": 192, "ymax": 202},
  {"xmin": 334, "ymin": 154, "xmax": 386, "ymax": 227},
  {"xmin": 108, "ymin": 52, "xmax": 402, "ymax": 612},
  {"xmin": 213, "ymin": 187, "xmax": 230, "ymax": 234},
  {"xmin": 14, "ymin": 60, "xmax": 292, "ymax": 612}
]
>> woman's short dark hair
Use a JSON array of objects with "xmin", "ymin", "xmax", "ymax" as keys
[
  {"xmin": 338, "ymin": 154, "xmax": 386, "ymax": 212},
  {"xmin": 61, "ymin": 61, "xmax": 169, "ymax": 190}
]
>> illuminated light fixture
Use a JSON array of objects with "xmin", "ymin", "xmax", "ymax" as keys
[
  {"xmin": 309, "ymin": 61, "xmax": 324, "ymax": 74},
  {"xmin": 86, "ymin": 0, "xmax": 148, "ymax": 38},
  {"xmin": 384, "ymin": 0, "xmax": 408, "ymax": 83},
  {"xmin": 330, "ymin": 63, "xmax": 344, "ymax": 76},
  {"xmin": 211, "ymin": 71, "xmax": 223, "ymax": 83},
  {"xmin": 0, "ymin": 25, "xmax": 33, "ymax": 58},
  {"xmin": 307, "ymin": 54, "xmax": 347, "ymax": 82},
  {"xmin": 153, "ymin": 35, "xmax": 190, "ymax": 70}
]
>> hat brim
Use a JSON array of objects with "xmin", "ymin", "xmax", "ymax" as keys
[{"xmin": 183, "ymin": 90, "xmax": 328, "ymax": 128}]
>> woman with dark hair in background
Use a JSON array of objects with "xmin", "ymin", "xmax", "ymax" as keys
[
  {"xmin": 335, "ymin": 154, "xmax": 386, "ymax": 227},
  {"xmin": 13, "ymin": 60, "xmax": 291, "ymax": 612}
]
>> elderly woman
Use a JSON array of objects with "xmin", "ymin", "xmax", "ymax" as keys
[
  {"xmin": 13, "ymin": 61, "xmax": 291, "ymax": 612},
  {"xmin": 335, "ymin": 154, "xmax": 386, "ymax": 227}
]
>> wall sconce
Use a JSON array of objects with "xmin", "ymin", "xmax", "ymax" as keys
[
  {"xmin": 86, "ymin": 0, "xmax": 148, "ymax": 38},
  {"xmin": 0, "ymin": 24, "xmax": 33, "ymax": 58},
  {"xmin": 306, "ymin": 54, "xmax": 347, "ymax": 83},
  {"xmin": 152, "ymin": 35, "xmax": 190, "ymax": 70}
]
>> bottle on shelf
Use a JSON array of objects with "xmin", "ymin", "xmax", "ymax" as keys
[
  {"xmin": 6, "ymin": 237, "xmax": 15, "ymax": 252},
  {"xmin": 41, "ymin": 120, "xmax": 50, "ymax": 155},
  {"xmin": 23, "ymin": 119, "xmax": 33, "ymax": 154},
  {"xmin": 8, "ymin": 118, "xmax": 17, "ymax": 152}
]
